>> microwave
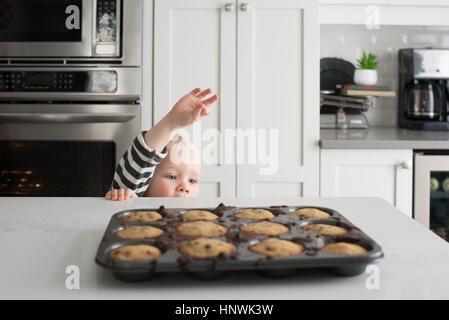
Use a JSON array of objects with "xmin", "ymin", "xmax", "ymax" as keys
[{"xmin": 0, "ymin": 0, "xmax": 142, "ymax": 66}]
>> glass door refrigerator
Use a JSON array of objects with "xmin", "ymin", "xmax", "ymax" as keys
[{"xmin": 414, "ymin": 151, "xmax": 449, "ymax": 241}]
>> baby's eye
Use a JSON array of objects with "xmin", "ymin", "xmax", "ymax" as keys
[
  {"xmin": 166, "ymin": 175, "xmax": 176, "ymax": 180},
  {"xmin": 188, "ymin": 178, "xmax": 198, "ymax": 184}
]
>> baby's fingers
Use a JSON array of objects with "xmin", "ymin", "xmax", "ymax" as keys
[
  {"xmin": 197, "ymin": 88, "xmax": 212, "ymax": 98},
  {"xmin": 192, "ymin": 103, "xmax": 205, "ymax": 122},
  {"xmin": 127, "ymin": 188, "xmax": 138, "ymax": 198},
  {"xmin": 200, "ymin": 105, "xmax": 212, "ymax": 117},
  {"xmin": 124, "ymin": 188, "xmax": 136, "ymax": 200},
  {"xmin": 203, "ymin": 94, "xmax": 219, "ymax": 106},
  {"xmin": 117, "ymin": 188, "xmax": 125, "ymax": 201},
  {"xmin": 106, "ymin": 188, "xmax": 135, "ymax": 201},
  {"xmin": 105, "ymin": 189, "xmax": 119, "ymax": 201},
  {"xmin": 190, "ymin": 88, "xmax": 201, "ymax": 95},
  {"xmin": 111, "ymin": 189, "xmax": 119, "ymax": 200}
]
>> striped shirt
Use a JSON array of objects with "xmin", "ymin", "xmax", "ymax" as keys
[{"xmin": 111, "ymin": 131, "xmax": 168, "ymax": 196}]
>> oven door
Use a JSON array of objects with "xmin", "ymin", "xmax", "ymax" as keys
[
  {"xmin": 0, "ymin": 0, "xmax": 92, "ymax": 57},
  {"xmin": 0, "ymin": 103, "xmax": 140, "ymax": 196}
]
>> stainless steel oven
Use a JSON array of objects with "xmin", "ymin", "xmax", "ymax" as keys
[
  {"xmin": 0, "ymin": 68, "xmax": 141, "ymax": 196},
  {"xmin": 0, "ymin": 0, "xmax": 142, "ymax": 196},
  {"xmin": 0, "ymin": 0, "xmax": 142, "ymax": 65}
]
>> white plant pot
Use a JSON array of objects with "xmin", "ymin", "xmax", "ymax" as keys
[{"xmin": 354, "ymin": 69, "xmax": 378, "ymax": 86}]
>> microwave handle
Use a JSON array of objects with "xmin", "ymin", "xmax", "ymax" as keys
[{"xmin": 0, "ymin": 112, "xmax": 136, "ymax": 123}]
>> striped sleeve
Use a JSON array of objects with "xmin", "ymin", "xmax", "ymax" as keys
[{"xmin": 111, "ymin": 131, "xmax": 168, "ymax": 196}]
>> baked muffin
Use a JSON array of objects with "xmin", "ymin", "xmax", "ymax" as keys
[
  {"xmin": 289, "ymin": 208, "xmax": 330, "ymax": 219},
  {"xmin": 182, "ymin": 210, "xmax": 218, "ymax": 221},
  {"xmin": 323, "ymin": 242, "xmax": 367, "ymax": 255},
  {"xmin": 176, "ymin": 221, "xmax": 228, "ymax": 238},
  {"xmin": 179, "ymin": 238, "xmax": 236, "ymax": 259},
  {"xmin": 240, "ymin": 221, "xmax": 289, "ymax": 236},
  {"xmin": 233, "ymin": 208, "xmax": 275, "ymax": 220},
  {"xmin": 301, "ymin": 224, "xmax": 347, "ymax": 236},
  {"xmin": 121, "ymin": 211, "xmax": 162, "ymax": 222},
  {"xmin": 108, "ymin": 244, "xmax": 161, "ymax": 261},
  {"xmin": 115, "ymin": 226, "xmax": 164, "ymax": 239},
  {"xmin": 249, "ymin": 238, "xmax": 303, "ymax": 257}
]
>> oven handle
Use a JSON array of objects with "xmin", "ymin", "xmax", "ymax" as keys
[{"xmin": 0, "ymin": 112, "xmax": 136, "ymax": 123}]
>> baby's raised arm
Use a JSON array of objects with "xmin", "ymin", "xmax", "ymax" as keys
[
  {"xmin": 144, "ymin": 88, "xmax": 218, "ymax": 152},
  {"xmin": 106, "ymin": 88, "xmax": 218, "ymax": 201}
]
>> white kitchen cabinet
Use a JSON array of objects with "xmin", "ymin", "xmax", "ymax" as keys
[
  {"xmin": 320, "ymin": 0, "xmax": 449, "ymax": 4},
  {"xmin": 320, "ymin": 0, "xmax": 449, "ymax": 26},
  {"xmin": 153, "ymin": 0, "xmax": 237, "ymax": 197},
  {"xmin": 319, "ymin": 0, "xmax": 387, "ymax": 4},
  {"xmin": 388, "ymin": 0, "xmax": 449, "ymax": 6},
  {"xmin": 236, "ymin": 0, "xmax": 319, "ymax": 197},
  {"xmin": 152, "ymin": 0, "xmax": 320, "ymax": 197},
  {"xmin": 320, "ymin": 149, "xmax": 413, "ymax": 217}
]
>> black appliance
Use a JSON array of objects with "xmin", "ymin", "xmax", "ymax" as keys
[
  {"xmin": 0, "ymin": 0, "xmax": 142, "ymax": 66},
  {"xmin": 399, "ymin": 48, "xmax": 449, "ymax": 130}
]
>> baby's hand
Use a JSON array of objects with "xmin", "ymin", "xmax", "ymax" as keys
[
  {"xmin": 167, "ymin": 88, "xmax": 218, "ymax": 130},
  {"xmin": 105, "ymin": 188, "xmax": 137, "ymax": 201}
]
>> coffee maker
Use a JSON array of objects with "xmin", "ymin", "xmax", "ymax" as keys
[{"xmin": 398, "ymin": 48, "xmax": 449, "ymax": 130}]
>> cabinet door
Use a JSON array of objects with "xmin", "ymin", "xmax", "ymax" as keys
[
  {"xmin": 388, "ymin": 0, "xmax": 449, "ymax": 6},
  {"xmin": 236, "ymin": 0, "xmax": 320, "ymax": 197},
  {"xmin": 153, "ymin": 0, "xmax": 237, "ymax": 197},
  {"xmin": 320, "ymin": 149, "xmax": 413, "ymax": 216},
  {"xmin": 320, "ymin": 0, "xmax": 388, "ymax": 4},
  {"xmin": 320, "ymin": 0, "xmax": 447, "ymax": 5}
]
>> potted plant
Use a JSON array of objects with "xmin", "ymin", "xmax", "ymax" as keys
[{"xmin": 354, "ymin": 51, "xmax": 378, "ymax": 86}]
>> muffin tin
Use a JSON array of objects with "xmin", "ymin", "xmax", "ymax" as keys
[{"xmin": 95, "ymin": 203, "xmax": 384, "ymax": 282}]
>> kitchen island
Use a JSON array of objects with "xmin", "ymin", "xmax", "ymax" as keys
[{"xmin": 1, "ymin": 197, "xmax": 448, "ymax": 299}]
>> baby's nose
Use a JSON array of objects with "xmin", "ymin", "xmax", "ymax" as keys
[{"xmin": 177, "ymin": 183, "xmax": 190, "ymax": 194}]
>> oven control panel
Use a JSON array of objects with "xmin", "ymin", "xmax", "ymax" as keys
[
  {"xmin": 0, "ymin": 71, "xmax": 117, "ymax": 93},
  {"xmin": 95, "ymin": 0, "xmax": 120, "ymax": 57}
]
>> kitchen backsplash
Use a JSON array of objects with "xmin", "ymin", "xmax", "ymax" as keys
[{"xmin": 321, "ymin": 25, "xmax": 449, "ymax": 127}]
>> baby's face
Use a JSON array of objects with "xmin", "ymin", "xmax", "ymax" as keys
[{"xmin": 144, "ymin": 151, "xmax": 201, "ymax": 198}]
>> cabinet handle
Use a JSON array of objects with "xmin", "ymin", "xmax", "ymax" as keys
[
  {"xmin": 240, "ymin": 3, "xmax": 250, "ymax": 11},
  {"xmin": 224, "ymin": 3, "xmax": 235, "ymax": 12},
  {"xmin": 400, "ymin": 160, "xmax": 412, "ymax": 169}
]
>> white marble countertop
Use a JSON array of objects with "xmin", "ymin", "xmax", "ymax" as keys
[
  {"xmin": 320, "ymin": 127, "xmax": 449, "ymax": 149},
  {"xmin": 1, "ymin": 197, "xmax": 449, "ymax": 300}
]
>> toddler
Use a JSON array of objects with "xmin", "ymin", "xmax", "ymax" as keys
[{"xmin": 105, "ymin": 88, "xmax": 218, "ymax": 201}]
